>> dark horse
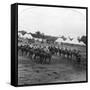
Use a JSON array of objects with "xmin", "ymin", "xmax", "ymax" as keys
[{"xmin": 34, "ymin": 49, "xmax": 52, "ymax": 64}]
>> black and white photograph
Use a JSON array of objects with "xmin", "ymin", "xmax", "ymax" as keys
[{"xmin": 17, "ymin": 4, "xmax": 87, "ymax": 86}]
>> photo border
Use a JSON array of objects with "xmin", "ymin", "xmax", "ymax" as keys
[{"xmin": 11, "ymin": 3, "xmax": 88, "ymax": 87}]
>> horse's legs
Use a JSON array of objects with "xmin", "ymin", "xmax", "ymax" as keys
[
  {"xmin": 22, "ymin": 50, "xmax": 23, "ymax": 56},
  {"xmin": 25, "ymin": 51, "xmax": 27, "ymax": 56},
  {"xmin": 48, "ymin": 58, "xmax": 50, "ymax": 64},
  {"xmin": 42, "ymin": 57, "xmax": 45, "ymax": 64}
]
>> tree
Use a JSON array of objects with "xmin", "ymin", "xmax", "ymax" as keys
[
  {"xmin": 41, "ymin": 33, "xmax": 45, "ymax": 39},
  {"xmin": 80, "ymin": 36, "xmax": 87, "ymax": 45},
  {"xmin": 35, "ymin": 31, "xmax": 41, "ymax": 35},
  {"xmin": 77, "ymin": 35, "xmax": 87, "ymax": 45},
  {"xmin": 35, "ymin": 31, "xmax": 41, "ymax": 38}
]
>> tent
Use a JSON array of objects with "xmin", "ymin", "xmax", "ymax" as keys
[
  {"xmin": 18, "ymin": 32, "xmax": 23, "ymax": 37},
  {"xmin": 62, "ymin": 38, "xmax": 85, "ymax": 46},
  {"xmin": 55, "ymin": 37, "xmax": 85, "ymax": 46},
  {"xmin": 55, "ymin": 38, "xmax": 63, "ymax": 44},
  {"xmin": 23, "ymin": 33, "xmax": 33, "ymax": 39}
]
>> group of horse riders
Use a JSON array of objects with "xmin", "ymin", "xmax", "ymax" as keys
[{"xmin": 18, "ymin": 43, "xmax": 81, "ymax": 64}]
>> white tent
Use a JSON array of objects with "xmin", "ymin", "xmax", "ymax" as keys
[
  {"xmin": 62, "ymin": 38, "xmax": 85, "ymax": 46},
  {"xmin": 18, "ymin": 32, "xmax": 23, "ymax": 37},
  {"xmin": 62, "ymin": 38, "xmax": 71, "ymax": 44},
  {"xmin": 56, "ymin": 37, "xmax": 85, "ymax": 46},
  {"xmin": 23, "ymin": 33, "xmax": 33, "ymax": 39},
  {"xmin": 55, "ymin": 38, "xmax": 63, "ymax": 43}
]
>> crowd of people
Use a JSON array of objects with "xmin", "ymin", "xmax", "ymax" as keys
[{"xmin": 18, "ymin": 42, "xmax": 82, "ymax": 64}]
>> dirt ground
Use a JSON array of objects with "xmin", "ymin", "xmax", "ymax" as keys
[{"xmin": 18, "ymin": 54, "xmax": 86, "ymax": 85}]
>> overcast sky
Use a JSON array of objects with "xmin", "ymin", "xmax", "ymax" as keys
[{"xmin": 18, "ymin": 5, "xmax": 86, "ymax": 39}]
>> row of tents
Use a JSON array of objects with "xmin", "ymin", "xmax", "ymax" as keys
[
  {"xmin": 18, "ymin": 32, "xmax": 85, "ymax": 46},
  {"xmin": 55, "ymin": 38, "xmax": 85, "ymax": 46}
]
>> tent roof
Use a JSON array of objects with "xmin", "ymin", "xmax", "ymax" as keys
[
  {"xmin": 55, "ymin": 38, "xmax": 85, "ymax": 45},
  {"xmin": 23, "ymin": 33, "xmax": 33, "ymax": 39},
  {"xmin": 55, "ymin": 38, "xmax": 63, "ymax": 43}
]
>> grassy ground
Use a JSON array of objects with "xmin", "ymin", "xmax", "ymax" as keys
[
  {"xmin": 18, "ymin": 51, "xmax": 86, "ymax": 85},
  {"xmin": 18, "ymin": 42, "xmax": 87, "ymax": 85}
]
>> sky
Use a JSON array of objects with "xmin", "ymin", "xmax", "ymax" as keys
[{"xmin": 18, "ymin": 5, "xmax": 86, "ymax": 39}]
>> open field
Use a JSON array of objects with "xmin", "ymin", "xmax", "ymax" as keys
[{"xmin": 18, "ymin": 45, "xmax": 86, "ymax": 85}]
